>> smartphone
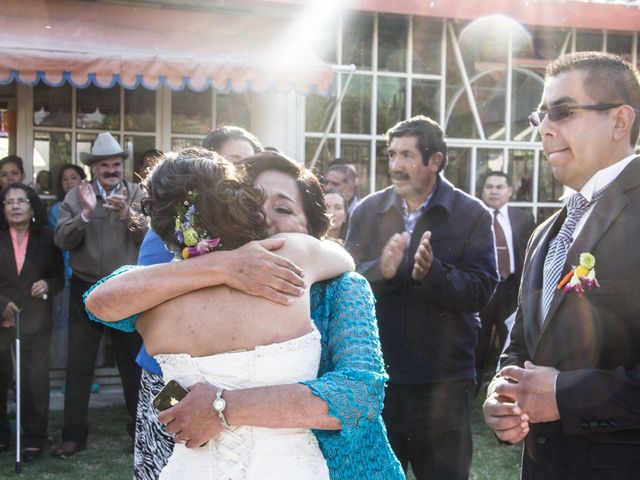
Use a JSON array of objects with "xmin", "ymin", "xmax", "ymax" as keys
[{"xmin": 153, "ymin": 380, "xmax": 189, "ymax": 411}]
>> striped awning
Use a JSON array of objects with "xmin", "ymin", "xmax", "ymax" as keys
[{"xmin": 0, "ymin": 0, "xmax": 333, "ymax": 95}]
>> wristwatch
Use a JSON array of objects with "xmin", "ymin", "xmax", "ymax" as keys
[{"xmin": 212, "ymin": 388, "xmax": 231, "ymax": 428}]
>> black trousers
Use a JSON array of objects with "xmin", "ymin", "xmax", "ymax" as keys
[
  {"xmin": 382, "ymin": 380, "xmax": 474, "ymax": 480},
  {"xmin": 476, "ymin": 275, "xmax": 518, "ymax": 376},
  {"xmin": 0, "ymin": 326, "xmax": 51, "ymax": 449},
  {"xmin": 62, "ymin": 277, "xmax": 142, "ymax": 443}
]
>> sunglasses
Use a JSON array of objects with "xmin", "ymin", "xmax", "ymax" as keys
[{"xmin": 528, "ymin": 103, "xmax": 623, "ymax": 127}]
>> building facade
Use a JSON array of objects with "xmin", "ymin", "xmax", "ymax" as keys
[{"xmin": 2, "ymin": 0, "xmax": 639, "ymax": 220}]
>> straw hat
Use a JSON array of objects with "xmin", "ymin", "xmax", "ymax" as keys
[{"xmin": 80, "ymin": 132, "xmax": 130, "ymax": 166}]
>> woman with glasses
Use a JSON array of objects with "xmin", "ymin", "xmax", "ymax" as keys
[{"xmin": 0, "ymin": 183, "xmax": 64, "ymax": 460}]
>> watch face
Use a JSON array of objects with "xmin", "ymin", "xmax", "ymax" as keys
[{"xmin": 213, "ymin": 398, "xmax": 226, "ymax": 411}]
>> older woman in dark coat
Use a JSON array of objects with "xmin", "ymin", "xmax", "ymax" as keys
[{"xmin": 0, "ymin": 183, "xmax": 63, "ymax": 459}]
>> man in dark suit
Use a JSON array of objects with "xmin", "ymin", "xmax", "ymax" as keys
[
  {"xmin": 483, "ymin": 52, "xmax": 640, "ymax": 479},
  {"xmin": 476, "ymin": 171, "xmax": 535, "ymax": 379},
  {"xmin": 346, "ymin": 115, "xmax": 498, "ymax": 479}
]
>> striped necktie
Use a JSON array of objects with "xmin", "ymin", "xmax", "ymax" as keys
[{"xmin": 540, "ymin": 192, "xmax": 592, "ymax": 323}]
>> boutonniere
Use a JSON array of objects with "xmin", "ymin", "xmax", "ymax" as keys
[{"xmin": 557, "ymin": 252, "xmax": 600, "ymax": 293}]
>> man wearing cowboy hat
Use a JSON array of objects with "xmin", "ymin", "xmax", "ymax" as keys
[{"xmin": 53, "ymin": 132, "xmax": 147, "ymax": 457}]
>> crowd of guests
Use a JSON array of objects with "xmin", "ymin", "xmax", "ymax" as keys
[{"xmin": 1, "ymin": 50, "xmax": 638, "ymax": 480}]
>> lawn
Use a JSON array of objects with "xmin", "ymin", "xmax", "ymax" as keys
[{"xmin": 0, "ymin": 395, "xmax": 522, "ymax": 479}]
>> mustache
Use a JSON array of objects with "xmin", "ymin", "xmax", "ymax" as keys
[
  {"xmin": 102, "ymin": 172, "xmax": 121, "ymax": 179},
  {"xmin": 389, "ymin": 172, "xmax": 410, "ymax": 181}
]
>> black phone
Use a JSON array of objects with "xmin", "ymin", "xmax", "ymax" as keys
[{"xmin": 152, "ymin": 380, "xmax": 189, "ymax": 411}]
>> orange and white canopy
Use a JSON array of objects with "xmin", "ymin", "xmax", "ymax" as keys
[{"xmin": 0, "ymin": 0, "xmax": 333, "ymax": 95}]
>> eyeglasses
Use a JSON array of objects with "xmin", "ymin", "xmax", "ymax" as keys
[
  {"xmin": 528, "ymin": 103, "xmax": 623, "ymax": 127},
  {"xmin": 3, "ymin": 198, "xmax": 30, "ymax": 207}
]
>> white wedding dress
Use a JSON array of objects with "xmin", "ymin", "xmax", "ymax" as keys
[{"xmin": 155, "ymin": 327, "xmax": 329, "ymax": 480}]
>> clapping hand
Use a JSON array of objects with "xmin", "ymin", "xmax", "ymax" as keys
[
  {"xmin": 412, "ymin": 231, "xmax": 433, "ymax": 281},
  {"xmin": 381, "ymin": 232, "xmax": 410, "ymax": 279},
  {"xmin": 78, "ymin": 180, "xmax": 97, "ymax": 218},
  {"xmin": 104, "ymin": 187, "xmax": 129, "ymax": 221}
]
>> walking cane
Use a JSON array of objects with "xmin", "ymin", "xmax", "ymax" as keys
[{"xmin": 14, "ymin": 310, "xmax": 21, "ymax": 474}]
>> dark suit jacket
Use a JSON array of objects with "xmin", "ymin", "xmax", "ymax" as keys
[
  {"xmin": 502, "ymin": 158, "xmax": 640, "ymax": 478},
  {"xmin": 346, "ymin": 177, "xmax": 498, "ymax": 384},
  {"xmin": 508, "ymin": 206, "xmax": 536, "ymax": 283},
  {"xmin": 0, "ymin": 228, "xmax": 64, "ymax": 335}
]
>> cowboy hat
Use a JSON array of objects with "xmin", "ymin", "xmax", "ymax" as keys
[{"xmin": 80, "ymin": 132, "xmax": 130, "ymax": 166}]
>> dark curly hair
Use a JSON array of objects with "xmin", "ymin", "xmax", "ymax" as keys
[
  {"xmin": 241, "ymin": 152, "xmax": 331, "ymax": 239},
  {"xmin": 0, "ymin": 182, "xmax": 47, "ymax": 234},
  {"xmin": 140, "ymin": 148, "xmax": 268, "ymax": 254}
]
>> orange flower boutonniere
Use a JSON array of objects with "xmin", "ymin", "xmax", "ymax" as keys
[{"xmin": 557, "ymin": 252, "xmax": 600, "ymax": 293}]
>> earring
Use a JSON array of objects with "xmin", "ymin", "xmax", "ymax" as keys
[{"xmin": 32, "ymin": 215, "xmax": 35, "ymax": 223}]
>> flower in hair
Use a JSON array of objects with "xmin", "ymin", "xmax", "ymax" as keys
[
  {"xmin": 174, "ymin": 190, "xmax": 221, "ymax": 259},
  {"xmin": 557, "ymin": 252, "xmax": 599, "ymax": 293}
]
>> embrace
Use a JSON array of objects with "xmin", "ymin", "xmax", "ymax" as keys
[{"xmin": 85, "ymin": 149, "xmax": 404, "ymax": 479}]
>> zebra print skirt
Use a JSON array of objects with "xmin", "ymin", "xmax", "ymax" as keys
[{"xmin": 134, "ymin": 369, "xmax": 175, "ymax": 480}]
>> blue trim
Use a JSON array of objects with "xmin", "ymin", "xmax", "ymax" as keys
[{"xmin": 1, "ymin": 69, "xmax": 333, "ymax": 96}]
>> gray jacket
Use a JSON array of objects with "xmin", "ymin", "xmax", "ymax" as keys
[{"xmin": 54, "ymin": 180, "xmax": 147, "ymax": 283}]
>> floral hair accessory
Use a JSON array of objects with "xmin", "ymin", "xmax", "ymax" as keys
[
  {"xmin": 174, "ymin": 190, "xmax": 221, "ymax": 259},
  {"xmin": 557, "ymin": 252, "xmax": 599, "ymax": 293}
]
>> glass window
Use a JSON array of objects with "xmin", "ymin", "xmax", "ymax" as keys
[
  {"xmin": 76, "ymin": 132, "xmax": 104, "ymax": 177},
  {"xmin": 576, "ymin": 31, "xmax": 603, "ymax": 52},
  {"xmin": 538, "ymin": 155, "xmax": 564, "ymax": 202},
  {"xmin": 476, "ymin": 71, "xmax": 507, "ymax": 140},
  {"xmin": 413, "ymin": 17, "xmax": 442, "ymax": 74},
  {"xmin": 172, "ymin": 89, "xmax": 212, "ymax": 134},
  {"xmin": 33, "ymin": 84, "xmax": 71, "ymax": 128},
  {"xmin": 77, "ymin": 86, "xmax": 120, "ymax": 130},
  {"xmin": 445, "ymin": 147, "xmax": 472, "ymax": 194},
  {"xmin": 509, "ymin": 150, "xmax": 535, "ymax": 202},
  {"xmin": 341, "ymin": 74, "xmax": 372, "ymax": 134},
  {"xmin": 375, "ymin": 140, "xmax": 389, "ymax": 192},
  {"xmin": 171, "ymin": 137, "xmax": 205, "ymax": 151},
  {"xmin": 378, "ymin": 14, "xmax": 408, "ymax": 72},
  {"xmin": 607, "ymin": 33, "xmax": 633, "ymax": 61},
  {"xmin": 511, "ymin": 71, "xmax": 544, "ymax": 142},
  {"xmin": 340, "ymin": 139, "xmax": 371, "ymax": 198},
  {"xmin": 124, "ymin": 89, "xmax": 156, "ymax": 132},
  {"xmin": 342, "ymin": 14, "xmax": 373, "ymax": 69},
  {"xmin": 304, "ymin": 137, "xmax": 336, "ymax": 176},
  {"xmin": 476, "ymin": 149, "xmax": 505, "ymax": 192},
  {"xmin": 377, "ymin": 77, "xmax": 406, "ymax": 134},
  {"xmin": 33, "ymin": 131, "xmax": 72, "ymax": 190},
  {"xmin": 125, "ymin": 135, "xmax": 157, "ymax": 182},
  {"xmin": 215, "ymin": 92, "xmax": 251, "ymax": 128},
  {"xmin": 446, "ymin": 94, "xmax": 481, "ymax": 139},
  {"xmin": 515, "ymin": 27, "xmax": 567, "ymax": 84},
  {"xmin": 411, "ymin": 79, "xmax": 439, "ymax": 120},
  {"xmin": 305, "ymin": 92, "xmax": 336, "ymax": 133}
]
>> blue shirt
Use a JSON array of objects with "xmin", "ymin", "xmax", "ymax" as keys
[{"xmin": 134, "ymin": 229, "xmax": 174, "ymax": 375}]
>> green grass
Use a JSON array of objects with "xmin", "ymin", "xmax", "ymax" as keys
[
  {"xmin": 0, "ymin": 394, "xmax": 521, "ymax": 479},
  {"xmin": 402, "ymin": 389, "xmax": 522, "ymax": 480},
  {"xmin": 0, "ymin": 406, "xmax": 133, "ymax": 479}
]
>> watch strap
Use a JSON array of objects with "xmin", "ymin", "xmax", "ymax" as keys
[{"xmin": 213, "ymin": 388, "xmax": 231, "ymax": 428}]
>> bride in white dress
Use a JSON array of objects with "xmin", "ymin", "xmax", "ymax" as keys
[{"xmin": 128, "ymin": 149, "xmax": 354, "ymax": 479}]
